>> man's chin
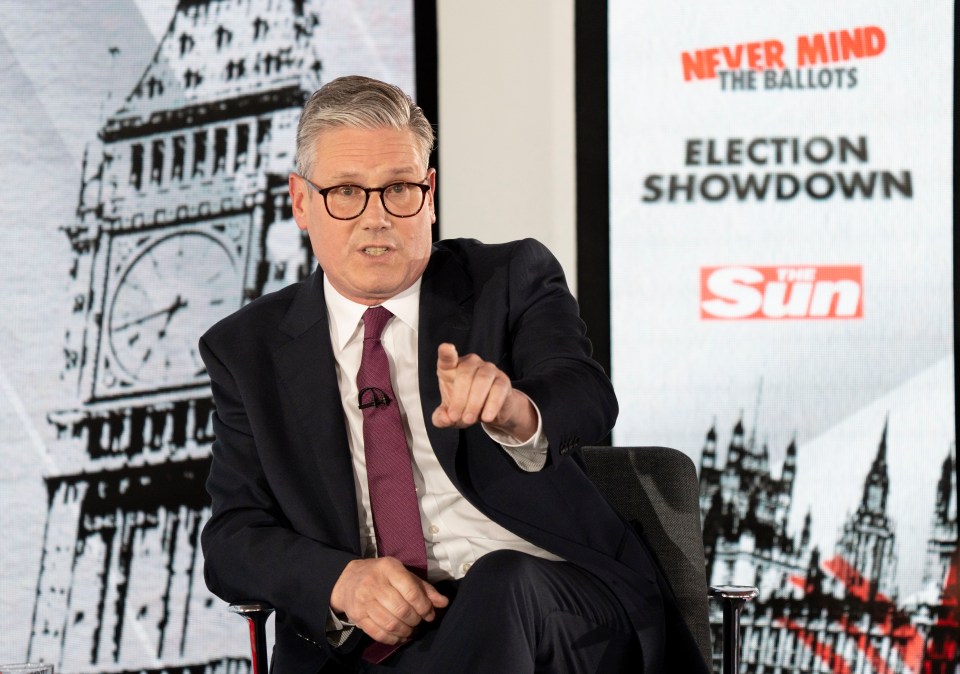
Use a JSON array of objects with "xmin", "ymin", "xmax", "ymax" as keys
[{"xmin": 344, "ymin": 280, "xmax": 411, "ymax": 305}]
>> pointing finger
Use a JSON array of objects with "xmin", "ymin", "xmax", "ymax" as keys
[{"xmin": 437, "ymin": 343, "xmax": 459, "ymax": 371}]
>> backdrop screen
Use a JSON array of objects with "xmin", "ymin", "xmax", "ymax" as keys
[
  {"xmin": 0, "ymin": 1, "xmax": 421, "ymax": 671},
  {"xmin": 608, "ymin": 1, "xmax": 956, "ymax": 672}
]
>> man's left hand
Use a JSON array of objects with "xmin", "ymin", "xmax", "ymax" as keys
[{"xmin": 431, "ymin": 343, "xmax": 537, "ymax": 441}]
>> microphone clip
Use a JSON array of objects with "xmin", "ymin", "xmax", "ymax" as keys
[{"xmin": 358, "ymin": 386, "xmax": 392, "ymax": 409}]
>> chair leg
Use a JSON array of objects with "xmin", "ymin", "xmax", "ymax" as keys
[
  {"xmin": 230, "ymin": 602, "xmax": 275, "ymax": 674},
  {"xmin": 708, "ymin": 585, "xmax": 758, "ymax": 674}
]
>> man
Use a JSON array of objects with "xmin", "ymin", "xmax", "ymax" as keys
[{"xmin": 200, "ymin": 76, "xmax": 706, "ymax": 673}]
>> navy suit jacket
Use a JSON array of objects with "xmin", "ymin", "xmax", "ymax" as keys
[{"xmin": 200, "ymin": 238, "xmax": 706, "ymax": 673}]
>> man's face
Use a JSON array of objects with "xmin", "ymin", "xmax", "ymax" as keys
[{"xmin": 290, "ymin": 126, "xmax": 436, "ymax": 306}]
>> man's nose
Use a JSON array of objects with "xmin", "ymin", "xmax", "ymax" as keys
[{"xmin": 359, "ymin": 190, "xmax": 391, "ymax": 227}]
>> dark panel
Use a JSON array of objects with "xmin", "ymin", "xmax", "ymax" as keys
[
  {"xmin": 414, "ymin": 0, "xmax": 440, "ymax": 241},
  {"xmin": 575, "ymin": 0, "xmax": 611, "ymax": 381}
]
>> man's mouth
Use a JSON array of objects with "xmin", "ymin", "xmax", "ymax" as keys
[{"xmin": 363, "ymin": 247, "xmax": 390, "ymax": 256}]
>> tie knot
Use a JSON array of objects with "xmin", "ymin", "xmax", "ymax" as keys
[{"xmin": 362, "ymin": 306, "xmax": 394, "ymax": 340}]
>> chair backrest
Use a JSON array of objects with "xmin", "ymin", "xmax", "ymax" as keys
[{"xmin": 581, "ymin": 445, "xmax": 712, "ymax": 666}]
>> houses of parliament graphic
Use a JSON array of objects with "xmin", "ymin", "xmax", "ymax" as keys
[
  {"xmin": 699, "ymin": 414, "xmax": 958, "ymax": 673},
  {"xmin": 27, "ymin": 1, "xmax": 322, "ymax": 671}
]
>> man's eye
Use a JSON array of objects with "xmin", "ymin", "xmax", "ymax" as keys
[
  {"xmin": 337, "ymin": 186, "xmax": 358, "ymax": 197},
  {"xmin": 387, "ymin": 183, "xmax": 409, "ymax": 194}
]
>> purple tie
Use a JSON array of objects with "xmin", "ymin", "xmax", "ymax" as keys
[{"xmin": 358, "ymin": 307, "xmax": 427, "ymax": 663}]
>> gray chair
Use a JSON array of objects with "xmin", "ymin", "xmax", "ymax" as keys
[
  {"xmin": 231, "ymin": 446, "xmax": 756, "ymax": 673},
  {"xmin": 580, "ymin": 446, "xmax": 757, "ymax": 673}
]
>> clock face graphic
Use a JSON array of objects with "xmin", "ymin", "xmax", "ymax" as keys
[{"xmin": 108, "ymin": 231, "xmax": 238, "ymax": 387}]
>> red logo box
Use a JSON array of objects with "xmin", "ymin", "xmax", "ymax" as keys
[{"xmin": 700, "ymin": 265, "xmax": 863, "ymax": 320}]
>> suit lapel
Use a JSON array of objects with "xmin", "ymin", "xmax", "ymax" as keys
[
  {"xmin": 418, "ymin": 246, "xmax": 474, "ymax": 478},
  {"xmin": 273, "ymin": 271, "xmax": 359, "ymax": 543}
]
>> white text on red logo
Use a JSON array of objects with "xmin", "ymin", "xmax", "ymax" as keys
[{"xmin": 700, "ymin": 266, "xmax": 863, "ymax": 320}]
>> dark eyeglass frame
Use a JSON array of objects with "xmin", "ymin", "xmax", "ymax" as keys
[{"xmin": 297, "ymin": 174, "xmax": 431, "ymax": 220}]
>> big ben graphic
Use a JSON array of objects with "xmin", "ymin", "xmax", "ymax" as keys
[{"xmin": 29, "ymin": 1, "xmax": 321, "ymax": 671}]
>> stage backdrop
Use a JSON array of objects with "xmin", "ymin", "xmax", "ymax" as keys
[
  {"xmin": 608, "ymin": 1, "xmax": 957, "ymax": 672},
  {"xmin": 0, "ymin": 1, "xmax": 420, "ymax": 671}
]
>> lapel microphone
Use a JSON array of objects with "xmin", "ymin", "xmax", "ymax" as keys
[{"xmin": 358, "ymin": 386, "xmax": 392, "ymax": 410}]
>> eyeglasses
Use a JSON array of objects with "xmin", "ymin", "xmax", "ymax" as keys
[{"xmin": 298, "ymin": 174, "xmax": 431, "ymax": 220}]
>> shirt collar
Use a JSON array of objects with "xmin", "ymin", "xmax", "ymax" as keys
[{"xmin": 323, "ymin": 275, "xmax": 422, "ymax": 352}]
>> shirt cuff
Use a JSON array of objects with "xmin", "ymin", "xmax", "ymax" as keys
[
  {"xmin": 482, "ymin": 392, "xmax": 549, "ymax": 472},
  {"xmin": 326, "ymin": 609, "xmax": 355, "ymax": 647}
]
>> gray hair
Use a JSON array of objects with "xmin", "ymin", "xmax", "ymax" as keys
[{"xmin": 295, "ymin": 75, "xmax": 435, "ymax": 179}]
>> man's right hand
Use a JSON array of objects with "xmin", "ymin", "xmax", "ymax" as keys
[{"xmin": 330, "ymin": 557, "xmax": 449, "ymax": 645}]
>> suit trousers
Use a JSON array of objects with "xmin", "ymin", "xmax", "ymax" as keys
[{"xmin": 357, "ymin": 550, "xmax": 641, "ymax": 674}]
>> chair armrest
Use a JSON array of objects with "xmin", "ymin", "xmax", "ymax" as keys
[
  {"xmin": 708, "ymin": 585, "xmax": 758, "ymax": 674},
  {"xmin": 230, "ymin": 602, "xmax": 275, "ymax": 674}
]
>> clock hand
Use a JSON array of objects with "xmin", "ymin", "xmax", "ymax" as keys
[
  {"xmin": 113, "ymin": 295, "xmax": 188, "ymax": 332},
  {"xmin": 133, "ymin": 296, "xmax": 186, "ymax": 373},
  {"xmin": 113, "ymin": 307, "xmax": 174, "ymax": 331},
  {"xmin": 158, "ymin": 295, "xmax": 189, "ymax": 339}
]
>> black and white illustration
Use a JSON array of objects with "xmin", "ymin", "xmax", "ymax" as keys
[{"xmin": 0, "ymin": 1, "xmax": 414, "ymax": 671}]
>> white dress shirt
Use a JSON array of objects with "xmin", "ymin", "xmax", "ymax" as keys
[{"xmin": 323, "ymin": 276, "xmax": 563, "ymax": 583}]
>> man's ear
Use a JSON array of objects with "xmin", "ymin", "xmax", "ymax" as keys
[
  {"xmin": 289, "ymin": 173, "xmax": 309, "ymax": 231},
  {"xmin": 427, "ymin": 168, "xmax": 437, "ymax": 224}
]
